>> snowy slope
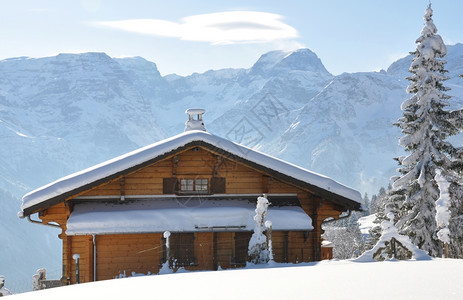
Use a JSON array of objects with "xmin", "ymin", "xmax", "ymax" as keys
[{"xmin": 9, "ymin": 259, "xmax": 463, "ymax": 299}]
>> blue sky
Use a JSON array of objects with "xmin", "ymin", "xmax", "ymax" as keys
[{"xmin": 1, "ymin": 0, "xmax": 462, "ymax": 76}]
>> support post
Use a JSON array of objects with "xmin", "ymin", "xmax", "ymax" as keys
[
  {"xmin": 73, "ymin": 254, "xmax": 80, "ymax": 284},
  {"xmin": 92, "ymin": 235, "xmax": 97, "ymax": 281},
  {"xmin": 164, "ymin": 231, "xmax": 171, "ymax": 268},
  {"xmin": 265, "ymin": 221, "xmax": 273, "ymax": 261},
  {"xmin": 312, "ymin": 197, "xmax": 323, "ymax": 261},
  {"xmin": 119, "ymin": 177, "xmax": 125, "ymax": 202}
]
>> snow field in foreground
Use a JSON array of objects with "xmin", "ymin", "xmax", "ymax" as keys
[{"xmin": 9, "ymin": 259, "xmax": 463, "ymax": 300}]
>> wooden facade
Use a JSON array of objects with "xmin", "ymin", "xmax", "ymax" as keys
[{"xmin": 23, "ymin": 131, "xmax": 361, "ymax": 285}]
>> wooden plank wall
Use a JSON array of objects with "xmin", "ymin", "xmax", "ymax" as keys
[
  {"xmin": 215, "ymin": 232, "xmax": 234, "ymax": 269},
  {"xmin": 272, "ymin": 231, "xmax": 314, "ymax": 263},
  {"xmin": 191, "ymin": 233, "xmax": 214, "ymax": 271},
  {"xmin": 79, "ymin": 147, "xmax": 304, "ymax": 197},
  {"xmin": 95, "ymin": 234, "xmax": 163, "ymax": 281},
  {"xmin": 64, "ymin": 235, "xmax": 93, "ymax": 284}
]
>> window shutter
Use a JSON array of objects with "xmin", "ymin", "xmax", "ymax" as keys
[
  {"xmin": 163, "ymin": 178, "xmax": 178, "ymax": 194},
  {"xmin": 210, "ymin": 177, "xmax": 226, "ymax": 194},
  {"xmin": 233, "ymin": 232, "xmax": 252, "ymax": 265}
]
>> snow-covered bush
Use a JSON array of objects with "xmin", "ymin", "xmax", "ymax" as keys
[
  {"xmin": 32, "ymin": 269, "xmax": 47, "ymax": 291},
  {"xmin": 0, "ymin": 275, "xmax": 12, "ymax": 296},
  {"xmin": 248, "ymin": 195, "xmax": 270, "ymax": 264},
  {"xmin": 356, "ymin": 213, "xmax": 430, "ymax": 262}
]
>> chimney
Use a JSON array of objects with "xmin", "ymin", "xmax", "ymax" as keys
[{"xmin": 184, "ymin": 108, "xmax": 206, "ymax": 132}]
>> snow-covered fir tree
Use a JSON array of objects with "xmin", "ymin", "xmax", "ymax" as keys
[
  {"xmin": 367, "ymin": 186, "xmax": 390, "ymax": 250},
  {"xmin": 386, "ymin": 4, "xmax": 463, "ymax": 257},
  {"xmin": 369, "ymin": 185, "xmax": 389, "ymax": 215}
]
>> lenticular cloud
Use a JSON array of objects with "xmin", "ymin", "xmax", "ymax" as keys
[{"xmin": 97, "ymin": 11, "xmax": 299, "ymax": 45}]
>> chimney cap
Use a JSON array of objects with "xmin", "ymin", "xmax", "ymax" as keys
[
  {"xmin": 185, "ymin": 108, "xmax": 206, "ymax": 115},
  {"xmin": 184, "ymin": 108, "xmax": 206, "ymax": 132}
]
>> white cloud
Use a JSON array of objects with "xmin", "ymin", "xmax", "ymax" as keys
[{"xmin": 96, "ymin": 11, "xmax": 299, "ymax": 45}]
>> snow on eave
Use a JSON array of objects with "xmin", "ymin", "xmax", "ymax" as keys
[
  {"xmin": 21, "ymin": 130, "xmax": 362, "ymax": 215},
  {"xmin": 65, "ymin": 199, "xmax": 314, "ymax": 235}
]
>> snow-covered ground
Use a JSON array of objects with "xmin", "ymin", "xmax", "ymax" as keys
[
  {"xmin": 358, "ymin": 213, "xmax": 376, "ymax": 234},
  {"xmin": 9, "ymin": 259, "xmax": 463, "ymax": 299}
]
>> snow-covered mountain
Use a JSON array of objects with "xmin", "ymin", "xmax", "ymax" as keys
[{"xmin": 1, "ymin": 44, "xmax": 463, "ymax": 292}]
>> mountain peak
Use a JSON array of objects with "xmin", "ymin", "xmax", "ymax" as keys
[
  {"xmin": 55, "ymin": 52, "xmax": 112, "ymax": 62},
  {"xmin": 115, "ymin": 56, "xmax": 161, "ymax": 77},
  {"xmin": 249, "ymin": 48, "xmax": 330, "ymax": 77}
]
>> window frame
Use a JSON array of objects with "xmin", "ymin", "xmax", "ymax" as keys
[{"xmin": 179, "ymin": 178, "xmax": 209, "ymax": 194}]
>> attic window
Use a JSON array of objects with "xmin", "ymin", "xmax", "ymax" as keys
[
  {"xmin": 180, "ymin": 178, "xmax": 208, "ymax": 193},
  {"xmin": 195, "ymin": 179, "xmax": 208, "ymax": 191},
  {"xmin": 181, "ymin": 179, "xmax": 194, "ymax": 192}
]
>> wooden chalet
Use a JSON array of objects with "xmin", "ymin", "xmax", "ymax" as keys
[{"xmin": 20, "ymin": 109, "xmax": 361, "ymax": 284}]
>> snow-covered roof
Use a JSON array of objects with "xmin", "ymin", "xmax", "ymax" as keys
[
  {"xmin": 21, "ymin": 130, "xmax": 362, "ymax": 215},
  {"xmin": 66, "ymin": 199, "xmax": 313, "ymax": 235},
  {"xmin": 321, "ymin": 240, "xmax": 334, "ymax": 248}
]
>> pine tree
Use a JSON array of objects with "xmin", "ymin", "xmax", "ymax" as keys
[
  {"xmin": 367, "ymin": 186, "xmax": 389, "ymax": 250},
  {"xmin": 369, "ymin": 194, "xmax": 378, "ymax": 215},
  {"xmin": 362, "ymin": 193, "xmax": 370, "ymax": 216},
  {"xmin": 388, "ymin": 4, "xmax": 462, "ymax": 257}
]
